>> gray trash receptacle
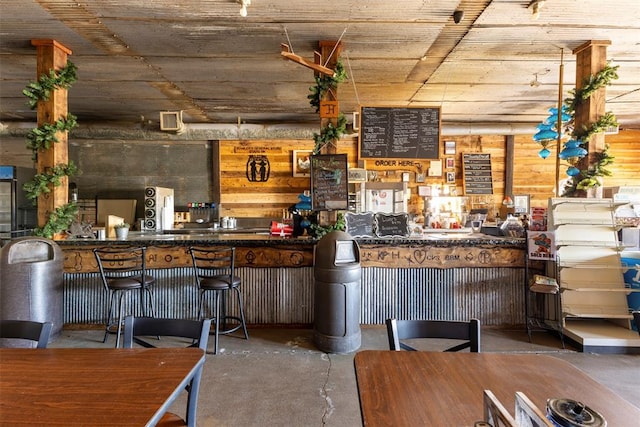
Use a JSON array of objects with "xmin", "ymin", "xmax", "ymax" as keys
[
  {"xmin": 313, "ymin": 230, "xmax": 361, "ymax": 353},
  {"xmin": 0, "ymin": 237, "xmax": 63, "ymax": 346}
]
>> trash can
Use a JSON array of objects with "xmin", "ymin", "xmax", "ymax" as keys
[
  {"xmin": 313, "ymin": 231, "xmax": 361, "ymax": 353},
  {"xmin": 0, "ymin": 237, "xmax": 63, "ymax": 345}
]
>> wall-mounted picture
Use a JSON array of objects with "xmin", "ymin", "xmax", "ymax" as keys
[
  {"xmin": 446, "ymin": 157, "xmax": 455, "ymax": 169},
  {"xmin": 292, "ymin": 150, "xmax": 313, "ymax": 177},
  {"xmin": 444, "ymin": 140, "xmax": 456, "ymax": 155},
  {"xmin": 446, "ymin": 171, "xmax": 456, "ymax": 183}
]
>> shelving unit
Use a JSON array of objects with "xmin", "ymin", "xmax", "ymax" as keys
[{"xmin": 548, "ymin": 198, "xmax": 640, "ymax": 353}]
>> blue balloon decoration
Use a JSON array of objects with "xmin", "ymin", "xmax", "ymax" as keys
[
  {"xmin": 538, "ymin": 148, "xmax": 551, "ymax": 159},
  {"xmin": 559, "ymin": 140, "xmax": 587, "ymax": 160},
  {"xmin": 566, "ymin": 166, "xmax": 581, "ymax": 176},
  {"xmin": 533, "ymin": 128, "xmax": 558, "ymax": 141}
]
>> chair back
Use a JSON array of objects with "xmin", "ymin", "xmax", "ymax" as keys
[
  {"xmin": 386, "ymin": 318, "xmax": 481, "ymax": 352},
  {"xmin": 123, "ymin": 316, "xmax": 211, "ymax": 350},
  {"xmin": 123, "ymin": 316, "xmax": 211, "ymax": 427},
  {"xmin": 189, "ymin": 246, "xmax": 235, "ymax": 284},
  {"xmin": 93, "ymin": 247, "xmax": 149, "ymax": 290},
  {"xmin": 0, "ymin": 319, "xmax": 53, "ymax": 348}
]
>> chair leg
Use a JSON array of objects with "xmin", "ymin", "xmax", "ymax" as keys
[
  {"xmin": 115, "ymin": 291, "xmax": 126, "ymax": 348},
  {"xmin": 104, "ymin": 291, "xmax": 116, "ymax": 343},
  {"xmin": 213, "ymin": 290, "xmax": 221, "ymax": 354},
  {"xmin": 234, "ymin": 287, "xmax": 249, "ymax": 340}
]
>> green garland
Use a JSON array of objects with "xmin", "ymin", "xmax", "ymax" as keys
[
  {"xmin": 562, "ymin": 146, "xmax": 614, "ymax": 197},
  {"xmin": 23, "ymin": 60, "xmax": 78, "ymax": 109},
  {"xmin": 26, "ymin": 114, "xmax": 78, "ymax": 159},
  {"xmin": 22, "ymin": 61, "xmax": 79, "ymax": 238},
  {"xmin": 307, "ymin": 61, "xmax": 348, "ymax": 113},
  {"xmin": 310, "ymin": 212, "xmax": 346, "ymax": 238},
  {"xmin": 564, "ymin": 63, "xmax": 619, "ymax": 113},
  {"xmin": 23, "ymin": 162, "xmax": 79, "ymax": 204},
  {"xmin": 312, "ymin": 113, "xmax": 348, "ymax": 154},
  {"xmin": 32, "ymin": 203, "xmax": 79, "ymax": 239}
]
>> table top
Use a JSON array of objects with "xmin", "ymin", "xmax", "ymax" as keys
[
  {"xmin": 354, "ymin": 350, "xmax": 640, "ymax": 427},
  {"xmin": 0, "ymin": 347, "xmax": 205, "ymax": 426}
]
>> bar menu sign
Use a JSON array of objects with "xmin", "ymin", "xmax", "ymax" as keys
[
  {"xmin": 462, "ymin": 153, "xmax": 494, "ymax": 195},
  {"xmin": 359, "ymin": 106, "xmax": 440, "ymax": 159},
  {"xmin": 311, "ymin": 154, "xmax": 349, "ymax": 211}
]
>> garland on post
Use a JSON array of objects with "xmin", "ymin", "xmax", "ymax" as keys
[
  {"xmin": 23, "ymin": 60, "xmax": 79, "ymax": 238},
  {"xmin": 561, "ymin": 62, "xmax": 619, "ymax": 195},
  {"xmin": 308, "ymin": 60, "xmax": 349, "ymax": 154},
  {"xmin": 22, "ymin": 60, "xmax": 78, "ymax": 108}
]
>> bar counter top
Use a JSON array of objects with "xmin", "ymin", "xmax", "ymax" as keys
[{"xmin": 56, "ymin": 230, "xmax": 524, "ymax": 248}]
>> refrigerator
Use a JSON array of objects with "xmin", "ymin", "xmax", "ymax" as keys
[{"xmin": 0, "ymin": 166, "xmax": 37, "ymax": 244}]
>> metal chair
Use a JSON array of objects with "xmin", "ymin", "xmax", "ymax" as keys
[
  {"xmin": 189, "ymin": 246, "xmax": 249, "ymax": 354},
  {"xmin": 0, "ymin": 319, "xmax": 53, "ymax": 348},
  {"xmin": 123, "ymin": 316, "xmax": 211, "ymax": 427},
  {"xmin": 386, "ymin": 318, "xmax": 481, "ymax": 352},
  {"xmin": 94, "ymin": 246, "xmax": 156, "ymax": 348}
]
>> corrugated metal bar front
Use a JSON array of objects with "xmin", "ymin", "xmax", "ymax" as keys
[
  {"xmin": 63, "ymin": 266, "xmax": 524, "ymax": 326},
  {"xmin": 360, "ymin": 267, "xmax": 525, "ymax": 326},
  {"xmin": 63, "ymin": 266, "xmax": 315, "ymax": 325}
]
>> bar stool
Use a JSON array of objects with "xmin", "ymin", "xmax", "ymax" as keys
[
  {"xmin": 189, "ymin": 246, "xmax": 249, "ymax": 354},
  {"xmin": 94, "ymin": 246, "xmax": 156, "ymax": 347}
]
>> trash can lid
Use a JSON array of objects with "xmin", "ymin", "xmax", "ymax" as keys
[{"xmin": 315, "ymin": 231, "xmax": 360, "ymax": 267}]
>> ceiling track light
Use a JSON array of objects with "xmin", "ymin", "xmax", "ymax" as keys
[{"xmin": 238, "ymin": 0, "xmax": 251, "ymax": 17}]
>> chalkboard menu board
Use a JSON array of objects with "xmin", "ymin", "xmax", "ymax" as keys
[
  {"xmin": 345, "ymin": 212, "xmax": 375, "ymax": 238},
  {"xmin": 311, "ymin": 154, "xmax": 349, "ymax": 211},
  {"xmin": 374, "ymin": 213, "xmax": 410, "ymax": 238},
  {"xmin": 359, "ymin": 106, "xmax": 440, "ymax": 159},
  {"xmin": 462, "ymin": 153, "xmax": 494, "ymax": 195}
]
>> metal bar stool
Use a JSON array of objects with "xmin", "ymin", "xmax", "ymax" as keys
[
  {"xmin": 94, "ymin": 246, "xmax": 156, "ymax": 347},
  {"xmin": 189, "ymin": 246, "xmax": 249, "ymax": 354}
]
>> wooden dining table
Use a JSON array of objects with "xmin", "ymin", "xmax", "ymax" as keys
[
  {"xmin": 354, "ymin": 350, "xmax": 640, "ymax": 427},
  {"xmin": 0, "ymin": 347, "xmax": 205, "ymax": 426}
]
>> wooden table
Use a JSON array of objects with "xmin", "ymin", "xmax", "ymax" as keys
[
  {"xmin": 354, "ymin": 350, "xmax": 640, "ymax": 426},
  {"xmin": 0, "ymin": 348, "xmax": 205, "ymax": 426}
]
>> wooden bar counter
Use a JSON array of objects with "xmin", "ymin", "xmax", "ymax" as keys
[{"xmin": 56, "ymin": 231, "xmax": 527, "ymax": 328}]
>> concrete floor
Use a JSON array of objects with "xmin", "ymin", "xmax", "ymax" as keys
[{"xmin": 49, "ymin": 326, "xmax": 640, "ymax": 427}]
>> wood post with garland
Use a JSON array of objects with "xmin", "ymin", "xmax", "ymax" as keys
[
  {"xmin": 31, "ymin": 39, "xmax": 72, "ymax": 233},
  {"xmin": 572, "ymin": 40, "xmax": 610, "ymax": 197}
]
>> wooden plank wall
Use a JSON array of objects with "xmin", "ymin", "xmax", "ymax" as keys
[{"xmin": 218, "ymin": 129, "xmax": 639, "ymax": 220}]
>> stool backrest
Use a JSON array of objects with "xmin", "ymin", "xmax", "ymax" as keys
[
  {"xmin": 189, "ymin": 247, "xmax": 235, "ymax": 282},
  {"xmin": 93, "ymin": 247, "xmax": 148, "ymax": 290}
]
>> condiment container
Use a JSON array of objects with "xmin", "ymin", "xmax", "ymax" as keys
[{"xmin": 546, "ymin": 398, "xmax": 606, "ymax": 427}]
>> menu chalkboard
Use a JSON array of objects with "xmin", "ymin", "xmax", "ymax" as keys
[
  {"xmin": 374, "ymin": 213, "xmax": 410, "ymax": 238},
  {"xmin": 359, "ymin": 106, "xmax": 440, "ymax": 159},
  {"xmin": 345, "ymin": 212, "xmax": 375, "ymax": 238},
  {"xmin": 311, "ymin": 154, "xmax": 349, "ymax": 211},
  {"xmin": 462, "ymin": 153, "xmax": 494, "ymax": 195}
]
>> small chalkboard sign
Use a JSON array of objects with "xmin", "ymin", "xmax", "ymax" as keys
[
  {"xmin": 359, "ymin": 106, "xmax": 440, "ymax": 160},
  {"xmin": 311, "ymin": 154, "xmax": 349, "ymax": 211},
  {"xmin": 462, "ymin": 153, "xmax": 494, "ymax": 195},
  {"xmin": 345, "ymin": 212, "xmax": 375, "ymax": 238},
  {"xmin": 374, "ymin": 213, "xmax": 410, "ymax": 238}
]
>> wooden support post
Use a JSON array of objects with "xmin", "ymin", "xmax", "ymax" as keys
[
  {"xmin": 318, "ymin": 40, "xmax": 343, "ymax": 226},
  {"xmin": 31, "ymin": 39, "xmax": 72, "ymax": 228},
  {"xmin": 572, "ymin": 40, "xmax": 611, "ymax": 197},
  {"xmin": 318, "ymin": 40, "xmax": 343, "ymax": 156}
]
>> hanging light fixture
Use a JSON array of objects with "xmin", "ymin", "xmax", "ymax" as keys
[{"xmin": 238, "ymin": 0, "xmax": 251, "ymax": 17}]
